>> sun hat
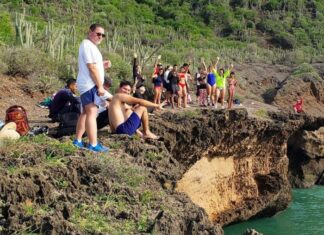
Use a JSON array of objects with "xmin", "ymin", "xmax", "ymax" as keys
[{"xmin": 0, "ymin": 122, "xmax": 20, "ymax": 141}]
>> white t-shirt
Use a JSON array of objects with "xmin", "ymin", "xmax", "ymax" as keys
[
  {"xmin": 76, "ymin": 39, "xmax": 104, "ymax": 94},
  {"xmin": 97, "ymin": 90, "xmax": 113, "ymax": 114},
  {"xmin": 164, "ymin": 70, "xmax": 170, "ymax": 83}
]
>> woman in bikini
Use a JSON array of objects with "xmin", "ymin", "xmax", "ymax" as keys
[
  {"xmin": 177, "ymin": 66, "xmax": 188, "ymax": 108},
  {"xmin": 227, "ymin": 71, "xmax": 237, "ymax": 109},
  {"xmin": 152, "ymin": 67, "xmax": 164, "ymax": 104}
]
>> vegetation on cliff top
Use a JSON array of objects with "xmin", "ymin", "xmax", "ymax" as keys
[{"xmin": 0, "ymin": 0, "xmax": 323, "ymax": 93}]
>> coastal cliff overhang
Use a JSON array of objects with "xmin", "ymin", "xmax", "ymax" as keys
[
  {"xmin": 149, "ymin": 108, "xmax": 291, "ymax": 225},
  {"xmin": 151, "ymin": 108, "xmax": 324, "ymax": 226}
]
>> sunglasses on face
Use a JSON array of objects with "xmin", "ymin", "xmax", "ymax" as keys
[{"xmin": 96, "ymin": 32, "xmax": 106, "ymax": 38}]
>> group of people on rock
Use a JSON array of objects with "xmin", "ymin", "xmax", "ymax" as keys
[
  {"xmin": 44, "ymin": 23, "xmax": 247, "ymax": 155},
  {"xmin": 134, "ymin": 55, "xmax": 238, "ymax": 110},
  {"xmin": 0, "ymin": 24, "xmax": 307, "ymax": 150},
  {"xmin": 48, "ymin": 24, "xmax": 165, "ymax": 153},
  {"xmin": 48, "ymin": 23, "xmax": 242, "ymax": 153}
]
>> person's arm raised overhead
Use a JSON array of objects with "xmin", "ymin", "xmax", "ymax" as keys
[
  {"xmin": 224, "ymin": 63, "xmax": 234, "ymax": 78},
  {"xmin": 201, "ymin": 58, "xmax": 207, "ymax": 72},
  {"xmin": 154, "ymin": 55, "xmax": 161, "ymax": 68},
  {"xmin": 214, "ymin": 57, "xmax": 220, "ymax": 71},
  {"xmin": 133, "ymin": 52, "xmax": 137, "ymax": 80}
]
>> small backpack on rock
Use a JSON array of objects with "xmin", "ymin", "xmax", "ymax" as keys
[{"xmin": 5, "ymin": 105, "xmax": 30, "ymax": 136}]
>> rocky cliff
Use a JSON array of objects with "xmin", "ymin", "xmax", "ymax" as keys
[
  {"xmin": 151, "ymin": 109, "xmax": 292, "ymax": 226},
  {"xmin": 1, "ymin": 108, "xmax": 323, "ymax": 234},
  {"xmin": 287, "ymin": 120, "xmax": 324, "ymax": 188}
]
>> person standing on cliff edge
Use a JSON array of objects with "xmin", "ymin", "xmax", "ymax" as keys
[{"xmin": 73, "ymin": 23, "xmax": 111, "ymax": 153}]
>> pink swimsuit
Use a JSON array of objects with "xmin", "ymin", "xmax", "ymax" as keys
[{"xmin": 228, "ymin": 78, "xmax": 237, "ymax": 93}]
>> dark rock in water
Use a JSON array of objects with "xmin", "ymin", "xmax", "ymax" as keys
[{"xmin": 243, "ymin": 228, "xmax": 263, "ymax": 235}]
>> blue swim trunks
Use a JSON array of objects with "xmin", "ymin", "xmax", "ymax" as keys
[
  {"xmin": 207, "ymin": 73, "xmax": 216, "ymax": 86},
  {"xmin": 80, "ymin": 86, "xmax": 98, "ymax": 107},
  {"xmin": 116, "ymin": 112, "xmax": 141, "ymax": 136}
]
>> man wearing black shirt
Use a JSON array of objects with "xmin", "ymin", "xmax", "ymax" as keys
[{"xmin": 49, "ymin": 79, "xmax": 80, "ymax": 122}]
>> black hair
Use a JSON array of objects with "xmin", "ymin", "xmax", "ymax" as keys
[
  {"xmin": 89, "ymin": 23, "xmax": 104, "ymax": 32},
  {"xmin": 119, "ymin": 80, "xmax": 132, "ymax": 88},
  {"xmin": 173, "ymin": 64, "xmax": 178, "ymax": 67},
  {"xmin": 137, "ymin": 84, "xmax": 145, "ymax": 89},
  {"xmin": 66, "ymin": 78, "xmax": 76, "ymax": 87},
  {"xmin": 230, "ymin": 71, "xmax": 235, "ymax": 75},
  {"xmin": 104, "ymin": 76, "xmax": 112, "ymax": 87}
]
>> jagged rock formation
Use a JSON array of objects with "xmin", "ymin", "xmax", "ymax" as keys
[
  {"xmin": 300, "ymin": 127, "xmax": 324, "ymax": 158},
  {"xmin": 272, "ymin": 64, "xmax": 324, "ymax": 117},
  {"xmin": 151, "ymin": 109, "xmax": 292, "ymax": 226},
  {"xmin": 150, "ymin": 109, "xmax": 324, "ymax": 225},
  {"xmin": 1, "ymin": 108, "xmax": 323, "ymax": 234},
  {"xmin": 288, "ymin": 126, "xmax": 324, "ymax": 188},
  {"xmin": 0, "ymin": 134, "xmax": 222, "ymax": 234}
]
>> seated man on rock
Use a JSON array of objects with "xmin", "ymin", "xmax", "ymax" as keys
[
  {"xmin": 109, "ymin": 81, "xmax": 164, "ymax": 139},
  {"xmin": 49, "ymin": 78, "xmax": 80, "ymax": 125}
]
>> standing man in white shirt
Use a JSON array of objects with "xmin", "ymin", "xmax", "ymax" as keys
[{"xmin": 73, "ymin": 23, "xmax": 111, "ymax": 152}]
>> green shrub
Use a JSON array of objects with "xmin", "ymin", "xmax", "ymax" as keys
[
  {"xmin": 282, "ymin": 49, "xmax": 310, "ymax": 65},
  {"xmin": 0, "ymin": 13, "xmax": 14, "ymax": 45},
  {"xmin": 254, "ymin": 108, "xmax": 269, "ymax": 118},
  {"xmin": 292, "ymin": 63, "xmax": 316, "ymax": 76},
  {"xmin": 28, "ymin": 74, "xmax": 63, "ymax": 94},
  {"xmin": 5, "ymin": 47, "xmax": 58, "ymax": 78},
  {"xmin": 104, "ymin": 52, "xmax": 131, "ymax": 81},
  {"xmin": 272, "ymin": 32, "xmax": 296, "ymax": 49},
  {"xmin": 0, "ymin": 60, "xmax": 8, "ymax": 75}
]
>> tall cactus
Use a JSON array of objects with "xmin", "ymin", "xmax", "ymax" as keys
[{"xmin": 15, "ymin": 9, "xmax": 34, "ymax": 48}]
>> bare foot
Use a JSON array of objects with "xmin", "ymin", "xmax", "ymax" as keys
[
  {"xmin": 143, "ymin": 131, "xmax": 160, "ymax": 140},
  {"xmin": 136, "ymin": 129, "xmax": 144, "ymax": 138}
]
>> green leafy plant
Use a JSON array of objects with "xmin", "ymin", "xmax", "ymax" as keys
[
  {"xmin": 145, "ymin": 151, "xmax": 162, "ymax": 161},
  {"xmin": 254, "ymin": 108, "xmax": 269, "ymax": 119}
]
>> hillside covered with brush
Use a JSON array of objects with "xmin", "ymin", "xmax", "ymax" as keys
[{"xmin": 0, "ymin": 0, "xmax": 323, "ymax": 92}]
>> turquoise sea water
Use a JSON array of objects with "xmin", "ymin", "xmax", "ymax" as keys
[{"xmin": 224, "ymin": 186, "xmax": 324, "ymax": 235}]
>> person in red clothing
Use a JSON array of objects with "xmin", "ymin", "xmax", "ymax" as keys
[
  {"xmin": 178, "ymin": 66, "xmax": 188, "ymax": 108},
  {"xmin": 293, "ymin": 94, "xmax": 303, "ymax": 113},
  {"xmin": 153, "ymin": 55, "xmax": 162, "ymax": 75}
]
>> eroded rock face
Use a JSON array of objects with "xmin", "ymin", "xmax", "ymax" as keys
[
  {"xmin": 151, "ymin": 109, "xmax": 292, "ymax": 225},
  {"xmin": 300, "ymin": 127, "xmax": 324, "ymax": 158},
  {"xmin": 1, "ymin": 108, "xmax": 322, "ymax": 233},
  {"xmin": 273, "ymin": 72, "xmax": 324, "ymax": 117},
  {"xmin": 288, "ymin": 126, "xmax": 324, "ymax": 188}
]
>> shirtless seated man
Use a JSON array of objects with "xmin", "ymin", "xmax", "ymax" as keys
[{"xmin": 109, "ymin": 85, "xmax": 164, "ymax": 139}]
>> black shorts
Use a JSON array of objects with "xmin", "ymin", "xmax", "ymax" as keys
[{"xmin": 170, "ymin": 84, "xmax": 179, "ymax": 95}]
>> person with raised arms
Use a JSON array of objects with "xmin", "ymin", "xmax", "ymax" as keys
[
  {"xmin": 214, "ymin": 57, "xmax": 234, "ymax": 109},
  {"xmin": 202, "ymin": 58, "xmax": 217, "ymax": 106},
  {"xmin": 227, "ymin": 71, "xmax": 238, "ymax": 109}
]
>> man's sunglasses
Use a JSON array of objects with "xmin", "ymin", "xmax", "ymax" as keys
[{"xmin": 96, "ymin": 32, "xmax": 106, "ymax": 38}]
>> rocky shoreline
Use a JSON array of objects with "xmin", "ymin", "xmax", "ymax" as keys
[{"xmin": 0, "ymin": 108, "xmax": 323, "ymax": 234}]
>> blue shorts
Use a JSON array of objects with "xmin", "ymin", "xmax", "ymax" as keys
[
  {"xmin": 207, "ymin": 73, "xmax": 216, "ymax": 86},
  {"xmin": 80, "ymin": 86, "xmax": 98, "ymax": 107},
  {"xmin": 116, "ymin": 112, "xmax": 141, "ymax": 136}
]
